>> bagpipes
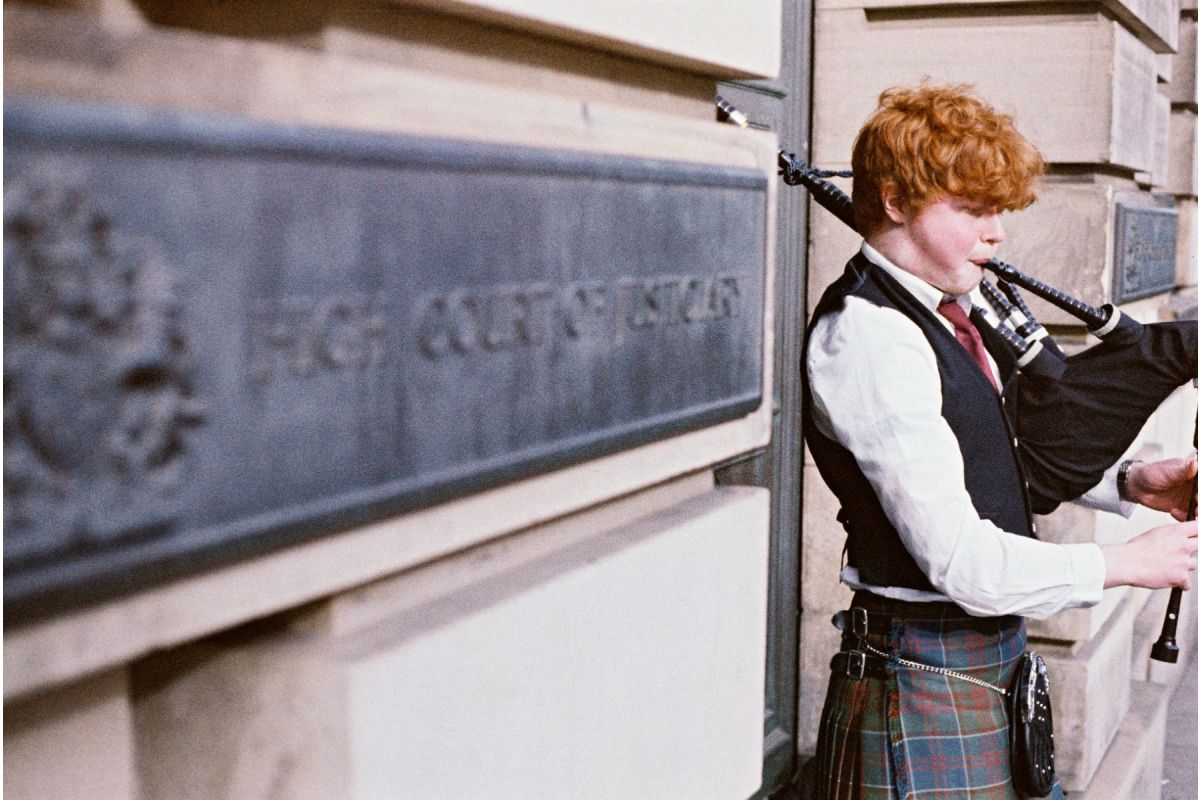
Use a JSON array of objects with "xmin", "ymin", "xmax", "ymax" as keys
[{"xmin": 715, "ymin": 96, "xmax": 1199, "ymax": 662}]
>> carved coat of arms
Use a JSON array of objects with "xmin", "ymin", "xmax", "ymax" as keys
[{"xmin": 4, "ymin": 163, "xmax": 204, "ymax": 565}]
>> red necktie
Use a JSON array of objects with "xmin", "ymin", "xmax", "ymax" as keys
[{"xmin": 937, "ymin": 300, "xmax": 1000, "ymax": 393}]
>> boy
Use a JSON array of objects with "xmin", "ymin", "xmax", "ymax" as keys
[{"xmin": 803, "ymin": 83, "xmax": 1197, "ymax": 799}]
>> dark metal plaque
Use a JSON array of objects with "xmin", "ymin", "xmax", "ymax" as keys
[
  {"xmin": 1113, "ymin": 203, "xmax": 1178, "ymax": 303},
  {"xmin": 4, "ymin": 98, "xmax": 766, "ymax": 620}
]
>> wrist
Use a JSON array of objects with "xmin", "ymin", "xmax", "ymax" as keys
[
  {"xmin": 1117, "ymin": 459, "xmax": 1142, "ymax": 504},
  {"xmin": 1100, "ymin": 541, "xmax": 1145, "ymax": 589},
  {"xmin": 1100, "ymin": 543, "xmax": 1124, "ymax": 589}
]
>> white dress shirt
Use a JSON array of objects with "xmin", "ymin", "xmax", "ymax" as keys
[{"xmin": 807, "ymin": 243, "xmax": 1129, "ymax": 619}]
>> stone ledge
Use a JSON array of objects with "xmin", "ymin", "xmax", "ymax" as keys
[
  {"xmin": 408, "ymin": 0, "xmax": 782, "ymax": 79},
  {"xmin": 1069, "ymin": 681, "xmax": 1170, "ymax": 800},
  {"xmin": 1131, "ymin": 573, "xmax": 1199, "ymax": 689},
  {"xmin": 815, "ymin": 0, "xmax": 1180, "ymax": 54},
  {"xmin": 1037, "ymin": 595, "xmax": 1135, "ymax": 790}
]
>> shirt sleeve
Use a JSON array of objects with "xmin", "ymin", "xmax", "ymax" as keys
[{"xmin": 807, "ymin": 297, "xmax": 1106, "ymax": 619}]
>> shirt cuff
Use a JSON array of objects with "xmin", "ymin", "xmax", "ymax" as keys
[
  {"xmin": 1062, "ymin": 543, "xmax": 1107, "ymax": 608},
  {"xmin": 1074, "ymin": 460, "xmax": 1135, "ymax": 518}
]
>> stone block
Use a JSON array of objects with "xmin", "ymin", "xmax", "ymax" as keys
[
  {"xmin": 1168, "ymin": 108, "xmax": 1198, "ymax": 196},
  {"xmin": 1158, "ymin": 50, "xmax": 1174, "ymax": 85},
  {"xmin": 1110, "ymin": 0, "xmax": 1181, "ymax": 52},
  {"xmin": 1136, "ymin": 90, "xmax": 1172, "ymax": 188},
  {"xmin": 1164, "ymin": 17, "xmax": 1197, "ymax": 107},
  {"xmin": 999, "ymin": 179, "xmax": 1185, "ymax": 324},
  {"xmin": 1177, "ymin": 197, "xmax": 1197, "ymax": 286},
  {"xmin": 132, "ymin": 620, "xmax": 349, "ymax": 800},
  {"xmin": 796, "ymin": 608, "xmax": 845, "ymax": 754},
  {"xmin": 1070, "ymin": 681, "xmax": 1170, "ymax": 800},
  {"xmin": 806, "ymin": 188, "xmax": 862, "ymax": 317},
  {"xmin": 801, "ymin": 464, "xmax": 855, "ymax": 613},
  {"xmin": 1038, "ymin": 595, "xmax": 1135, "ymax": 791},
  {"xmin": 814, "ymin": 10, "xmax": 1160, "ymax": 172},
  {"xmin": 816, "ymin": 0, "xmax": 1180, "ymax": 53},
  {"xmin": 337, "ymin": 486, "xmax": 770, "ymax": 800},
  {"xmin": 130, "ymin": 486, "xmax": 770, "ymax": 800},
  {"xmin": 4, "ymin": 670, "xmax": 137, "ymax": 800}
]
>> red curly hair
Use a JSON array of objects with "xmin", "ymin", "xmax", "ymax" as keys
[{"xmin": 851, "ymin": 83, "xmax": 1045, "ymax": 235}]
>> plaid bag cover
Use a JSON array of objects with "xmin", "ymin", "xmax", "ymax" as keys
[{"xmin": 811, "ymin": 597, "xmax": 1064, "ymax": 800}]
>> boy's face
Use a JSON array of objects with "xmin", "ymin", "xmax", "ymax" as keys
[{"xmin": 892, "ymin": 196, "xmax": 1006, "ymax": 296}]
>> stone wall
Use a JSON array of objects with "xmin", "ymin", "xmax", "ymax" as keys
[{"xmin": 2, "ymin": 2, "xmax": 782, "ymax": 798}]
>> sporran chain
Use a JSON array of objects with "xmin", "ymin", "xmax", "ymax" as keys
[{"xmin": 859, "ymin": 640, "xmax": 1010, "ymax": 696}]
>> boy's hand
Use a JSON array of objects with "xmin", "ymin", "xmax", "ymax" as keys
[{"xmin": 1127, "ymin": 458, "xmax": 1198, "ymax": 521}]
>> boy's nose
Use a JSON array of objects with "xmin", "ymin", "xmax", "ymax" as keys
[{"xmin": 981, "ymin": 215, "xmax": 1005, "ymax": 245}]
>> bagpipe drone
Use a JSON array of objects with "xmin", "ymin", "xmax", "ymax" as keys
[{"xmin": 715, "ymin": 96, "xmax": 1199, "ymax": 663}]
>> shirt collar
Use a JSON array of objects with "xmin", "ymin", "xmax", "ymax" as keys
[{"xmin": 860, "ymin": 241, "xmax": 979, "ymax": 315}]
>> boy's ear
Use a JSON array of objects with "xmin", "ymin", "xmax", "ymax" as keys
[{"xmin": 880, "ymin": 184, "xmax": 907, "ymax": 225}]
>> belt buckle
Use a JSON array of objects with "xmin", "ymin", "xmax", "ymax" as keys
[
  {"xmin": 843, "ymin": 650, "xmax": 867, "ymax": 680},
  {"xmin": 851, "ymin": 607, "xmax": 870, "ymax": 638}
]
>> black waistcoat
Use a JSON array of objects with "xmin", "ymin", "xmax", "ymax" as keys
[{"xmin": 802, "ymin": 253, "xmax": 1035, "ymax": 591}]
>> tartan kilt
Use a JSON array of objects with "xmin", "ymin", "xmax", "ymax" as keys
[{"xmin": 811, "ymin": 593, "xmax": 1062, "ymax": 800}]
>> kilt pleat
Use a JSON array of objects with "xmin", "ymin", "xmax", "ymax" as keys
[{"xmin": 812, "ymin": 595, "xmax": 1062, "ymax": 800}]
